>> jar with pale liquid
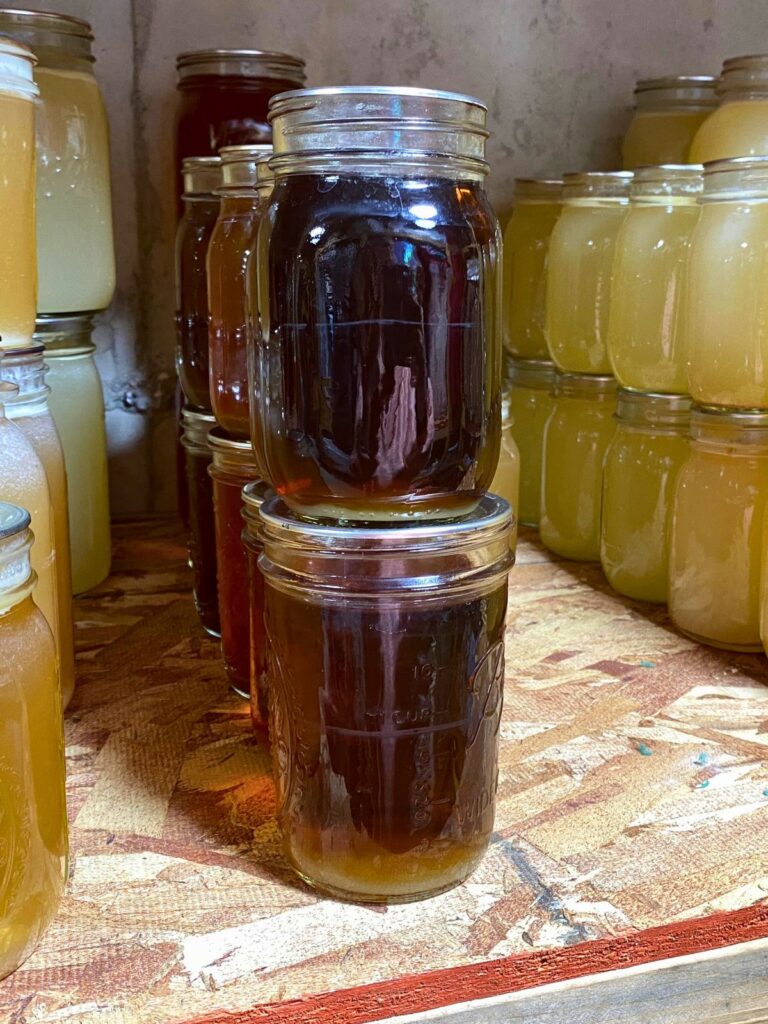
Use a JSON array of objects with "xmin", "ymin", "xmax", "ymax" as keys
[
  {"xmin": 502, "ymin": 179, "xmax": 562, "ymax": 359},
  {"xmin": 683, "ymin": 157, "xmax": 768, "ymax": 407},
  {"xmin": 0, "ymin": 502, "xmax": 68, "ymax": 980},
  {"xmin": 34, "ymin": 315, "xmax": 110, "ymax": 593},
  {"xmin": 601, "ymin": 390, "xmax": 690, "ymax": 604},
  {"xmin": 0, "ymin": 9, "xmax": 116, "ymax": 313},
  {"xmin": 0, "ymin": 348, "xmax": 75, "ymax": 706},
  {"xmin": 690, "ymin": 56, "xmax": 768, "ymax": 163},
  {"xmin": 0, "ymin": 36, "xmax": 37, "ymax": 349},
  {"xmin": 208, "ymin": 144, "xmax": 272, "ymax": 438},
  {"xmin": 540, "ymin": 372, "xmax": 617, "ymax": 561},
  {"xmin": 507, "ymin": 357, "xmax": 555, "ymax": 527},
  {"xmin": 608, "ymin": 164, "xmax": 703, "ymax": 394},
  {"xmin": 546, "ymin": 172, "xmax": 632, "ymax": 374},
  {"xmin": 622, "ymin": 76, "xmax": 717, "ymax": 168},
  {"xmin": 490, "ymin": 390, "xmax": 519, "ymax": 549},
  {"xmin": 670, "ymin": 407, "xmax": 768, "ymax": 651}
]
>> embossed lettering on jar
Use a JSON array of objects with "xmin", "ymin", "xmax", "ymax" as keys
[{"xmin": 253, "ymin": 87, "xmax": 502, "ymax": 520}]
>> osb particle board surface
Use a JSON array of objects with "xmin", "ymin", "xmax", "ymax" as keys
[{"xmin": 2, "ymin": 519, "xmax": 768, "ymax": 1024}]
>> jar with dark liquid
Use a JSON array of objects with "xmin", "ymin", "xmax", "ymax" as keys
[
  {"xmin": 208, "ymin": 144, "xmax": 273, "ymax": 438},
  {"xmin": 241, "ymin": 480, "xmax": 269, "ymax": 732},
  {"xmin": 208, "ymin": 429, "xmax": 262, "ymax": 698},
  {"xmin": 181, "ymin": 407, "xmax": 219, "ymax": 636},
  {"xmin": 174, "ymin": 49, "xmax": 305, "ymax": 212},
  {"xmin": 176, "ymin": 156, "xmax": 221, "ymax": 411},
  {"xmin": 252, "ymin": 86, "xmax": 502, "ymax": 521},
  {"xmin": 259, "ymin": 494, "xmax": 514, "ymax": 903}
]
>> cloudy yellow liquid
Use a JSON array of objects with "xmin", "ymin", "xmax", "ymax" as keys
[
  {"xmin": 623, "ymin": 110, "xmax": 712, "ymax": 168},
  {"xmin": 690, "ymin": 101, "xmax": 768, "ymax": 163},
  {"xmin": 502, "ymin": 196, "xmax": 561, "ymax": 359},
  {"xmin": 490, "ymin": 417, "xmax": 519, "ymax": 549},
  {"xmin": 0, "ymin": 92, "xmax": 36, "ymax": 348},
  {"xmin": 508, "ymin": 378, "xmax": 554, "ymax": 528}
]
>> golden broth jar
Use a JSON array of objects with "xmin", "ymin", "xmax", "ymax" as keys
[
  {"xmin": 0, "ymin": 502, "xmax": 68, "ymax": 980},
  {"xmin": 601, "ymin": 390, "xmax": 691, "ymax": 604},
  {"xmin": 540, "ymin": 372, "xmax": 617, "ymax": 561},
  {"xmin": 546, "ymin": 172, "xmax": 632, "ymax": 375},
  {"xmin": 683, "ymin": 157, "xmax": 768, "ymax": 407},
  {"xmin": 502, "ymin": 178, "xmax": 562, "ymax": 359},
  {"xmin": 670, "ymin": 407, "xmax": 768, "ymax": 651},
  {"xmin": 607, "ymin": 164, "xmax": 703, "ymax": 393},
  {"xmin": 622, "ymin": 76, "xmax": 717, "ymax": 169},
  {"xmin": 0, "ymin": 9, "xmax": 116, "ymax": 314},
  {"xmin": 254, "ymin": 86, "xmax": 502, "ymax": 521},
  {"xmin": 0, "ymin": 36, "xmax": 37, "ymax": 350},
  {"xmin": 489, "ymin": 390, "xmax": 519, "ymax": 547},
  {"xmin": 690, "ymin": 56, "xmax": 768, "ymax": 163},
  {"xmin": 507, "ymin": 357, "xmax": 555, "ymax": 527},
  {"xmin": 259, "ymin": 494, "xmax": 514, "ymax": 903}
]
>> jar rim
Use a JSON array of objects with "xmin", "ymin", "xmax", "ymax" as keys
[
  {"xmin": 269, "ymin": 84, "xmax": 488, "ymax": 113},
  {"xmin": 702, "ymin": 155, "xmax": 768, "ymax": 197},
  {"xmin": 0, "ymin": 501, "xmax": 29, "ymax": 540},
  {"xmin": 692, "ymin": 403, "xmax": 768, "ymax": 427},
  {"xmin": 241, "ymin": 480, "xmax": 271, "ymax": 517},
  {"xmin": 183, "ymin": 156, "xmax": 222, "ymax": 196},
  {"xmin": 554, "ymin": 371, "xmax": 617, "ymax": 396},
  {"xmin": 506, "ymin": 357, "xmax": 556, "ymax": 388},
  {"xmin": 616, "ymin": 388, "xmax": 692, "ymax": 424},
  {"xmin": 0, "ymin": 8, "xmax": 92, "ymax": 39},
  {"xmin": 176, "ymin": 48, "xmax": 306, "ymax": 76},
  {"xmin": 563, "ymin": 170, "xmax": 633, "ymax": 199},
  {"xmin": 514, "ymin": 178, "xmax": 563, "ymax": 200}
]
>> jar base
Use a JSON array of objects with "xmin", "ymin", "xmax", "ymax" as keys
[{"xmin": 674, "ymin": 624, "xmax": 763, "ymax": 653}]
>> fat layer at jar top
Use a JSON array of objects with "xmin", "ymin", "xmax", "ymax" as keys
[
  {"xmin": 502, "ymin": 179, "xmax": 562, "ymax": 359},
  {"xmin": 622, "ymin": 76, "xmax": 717, "ymax": 168},
  {"xmin": 506, "ymin": 358, "xmax": 555, "ymax": 528},
  {"xmin": 607, "ymin": 165, "xmax": 703, "ymax": 394},
  {"xmin": 690, "ymin": 56, "xmax": 768, "ymax": 163},
  {"xmin": 208, "ymin": 145, "xmax": 272, "ymax": 438},
  {"xmin": 682, "ymin": 157, "xmax": 768, "ymax": 407},
  {"xmin": 259, "ymin": 494, "xmax": 513, "ymax": 903},
  {"xmin": 669, "ymin": 408, "xmax": 768, "ymax": 651},
  {"xmin": 0, "ymin": 39, "xmax": 37, "ymax": 349},
  {"xmin": 0, "ymin": 503, "xmax": 68, "ymax": 980},
  {"xmin": 540, "ymin": 372, "xmax": 617, "ymax": 561},
  {"xmin": 254, "ymin": 87, "xmax": 502, "ymax": 521},
  {"xmin": 546, "ymin": 172, "xmax": 632, "ymax": 375},
  {"xmin": 600, "ymin": 391, "xmax": 691, "ymax": 604}
]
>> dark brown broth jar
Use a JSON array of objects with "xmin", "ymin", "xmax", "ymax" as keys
[
  {"xmin": 208, "ymin": 145, "xmax": 273, "ymax": 438},
  {"xmin": 241, "ymin": 480, "xmax": 270, "ymax": 732},
  {"xmin": 251, "ymin": 86, "xmax": 502, "ymax": 521},
  {"xmin": 174, "ymin": 49, "xmax": 305, "ymax": 212},
  {"xmin": 259, "ymin": 493, "xmax": 514, "ymax": 903},
  {"xmin": 181, "ymin": 407, "xmax": 219, "ymax": 636},
  {"xmin": 175, "ymin": 156, "xmax": 221, "ymax": 411},
  {"xmin": 208, "ymin": 429, "xmax": 262, "ymax": 698}
]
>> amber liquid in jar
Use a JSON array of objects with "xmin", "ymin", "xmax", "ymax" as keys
[
  {"xmin": 182, "ymin": 410, "xmax": 219, "ymax": 636},
  {"xmin": 241, "ymin": 482, "xmax": 268, "ymax": 731},
  {"xmin": 259, "ymin": 173, "xmax": 501, "ymax": 520}
]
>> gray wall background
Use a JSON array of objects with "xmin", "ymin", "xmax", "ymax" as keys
[{"xmin": 16, "ymin": 0, "xmax": 768, "ymax": 512}]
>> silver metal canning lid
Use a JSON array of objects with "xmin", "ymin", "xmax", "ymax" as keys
[
  {"xmin": 220, "ymin": 144, "xmax": 273, "ymax": 189},
  {"xmin": 182, "ymin": 156, "xmax": 222, "ymax": 196},
  {"xmin": 616, "ymin": 388, "xmax": 692, "ymax": 427},
  {"xmin": 554, "ymin": 372, "xmax": 617, "ymax": 397},
  {"xmin": 0, "ymin": 34, "xmax": 36, "ymax": 98},
  {"xmin": 177, "ymin": 48, "xmax": 305, "ymax": 82}
]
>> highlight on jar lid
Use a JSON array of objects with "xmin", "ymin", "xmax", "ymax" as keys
[
  {"xmin": 513, "ymin": 178, "xmax": 563, "ymax": 201},
  {"xmin": 630, "ymin": 163, "xmax": 704, "ymax": 198},
  {"xmin": 182, "ymin": 156, "xmax": 222, "ymax": 196},
  {"xmin": 562, "ymin": 170, "xmax": 633, "ymax": 200},
  {"xmin": 219, "ymin": 144, "xmax": 273, "ymax": 190},
  {"xmin": 0, "ymin": 8, "xmax": 93, "ymax": 60},
  {"xmin": 0, "ymin": 33, "xmax": 38, "ymax": 99},
  {"xmin": 176, "ymin": 48, "xmax": 306, "ymax": 82},
  {"xmin": 702, "ymin": 154, "xmax": 768, "ymax": 198},
  {"xmin": 633, "ymin": 74, "xmax": 718, "ymax": 107}
]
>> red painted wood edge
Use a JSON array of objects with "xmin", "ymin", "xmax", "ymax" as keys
[{"xmin": 186, "ymin": 900, "xmax": 768, "ymax": 1024}]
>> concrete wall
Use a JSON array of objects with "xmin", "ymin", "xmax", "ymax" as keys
[{"xmin": 18, "ymin": 0, "xmax": 768, "ymax": 511}]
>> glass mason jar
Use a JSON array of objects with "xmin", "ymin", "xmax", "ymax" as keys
[
  {"xmin": 259, "ymin": 493, "xmax": 514, "ymax": 903},
  {"xmin": 176, "ymin": 156, "xmax": 221, "ymax": 411},
  {"xmin": 608, "ymin": 164, "xmax": 703, "ymax": 394},
  {"xmin": 34, "ymin": 314, "xmax": 111, "ymax": 594},
  {"xmin": 490, "ymin": 390, "xmax": 520, "ymax": 548},
  {"xmin": 690, "ymin": 56, "xmax": 768, "ymax": 164},
  {"xmin": 240, "ymin": 480, "xmax": 270, "ymax": 732},
  {"xmin": 208, "ymin": 144, "xmax": 273, "ymax": 438},
  {"xmin": 546, "ymin": 172, "xmax": 632, "ymax": 375},
  {"xmin": 174, "ymin": 48, "xmax": 305, "ymax": 211},
  {"xmin": 0, "ymin": 502, "xmax": 68, "ymax": 981},
  {"xmin": 0, "ymin": 36, "xmax": 37, "ymax": 349},
  {"xmin": 253, "ymin": 86, "xmax": 502, "ymax": 521},
  {"xmin": 0, "ymin": 346, "xmax": 75, "ymax": 706},
  {"xmin": 622, "ymin": 76, "xmax": 718, "ymax": 169},
  {"xmin": 683, "ymin": 157, "xmax": 768, "ymax": 407},
  {"xmin": 540, "ymin": 372, "xmax": 617, "ymax": 561},
  {"xmin": 181, "ymin": 407, "xmax": 219, "ymax": 637},
  {"xmin": 502, "ymin": 178, "xmax": 562, "ymax": 359},
  {"xmin": 0, "ymin": 9, "xmax": 116, "ymax": 314},
  {"xmin": 208, "ymin": 430, "xmax": 262, "ymax": 699},
  {"xmin": 506, "ymin": 357, "xmax": 555, "ymax": 528},
  {"xmin": 670, "ymin": 407, "xmax": 768, "ymax": 651},
  {"xmin": 601, "ymin": 390, "xmax": 691, "ymax": 604}
]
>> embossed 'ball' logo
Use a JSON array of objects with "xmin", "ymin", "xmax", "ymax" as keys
[{"xmin": 466, "ymin": 641, "xmax": 504, "ymax": 746}]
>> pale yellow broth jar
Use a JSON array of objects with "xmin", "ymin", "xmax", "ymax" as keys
[
  {"xmin": 622, "ymin": 75, "xmax": 717, "ymax": 169},
  {"xmin": 540, "ymin": 372, "xmax": 617, "ymax": 561},
  {"xmin": 601, "ymin": 390, "xmax": 691, "ymax": 604},
  {"xmin": 690, "ymin": 56, "xmax": 768, "ymax": 163},
  {"xmin": 546, "ymin": 172, "xmax": 632, "ymax": 374},
  {"xmin": 607, "ymin": 164, "xmax": 702, "ymax": 394},
  {"xmin": 669, "ymin": 407, "xmax": 768, "ymax": 651},
  {"xmin": 506, "ymin": 357, "xmax": 555, "ymax": 528},
  {"xmin": 502, "ymin": 179, "xmax": 562, "ymax": 360},
  {"xmin": 682, "ymin": 156, "xmax": 768, "ymax": 407},
  {"xmin": 490, "ymin": 390, "xmax": 520, "ymax": 550}
]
